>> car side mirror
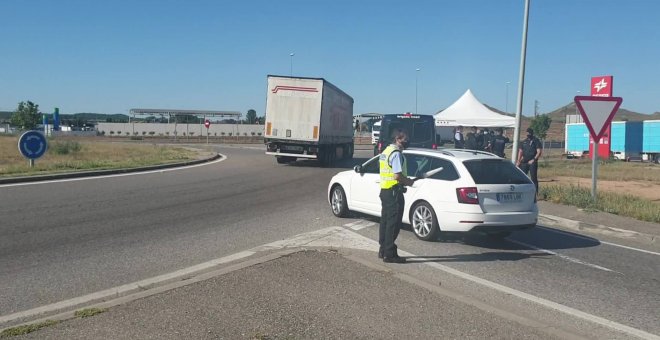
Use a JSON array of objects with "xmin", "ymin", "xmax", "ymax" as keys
[{"xmin": 354, "ymin": 165, "xmax": 363, "ymax": 173}]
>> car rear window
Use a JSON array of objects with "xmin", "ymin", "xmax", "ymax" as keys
[{"xmin": 462, "ymin": 159, "xmax": 532, "ymax": 184}]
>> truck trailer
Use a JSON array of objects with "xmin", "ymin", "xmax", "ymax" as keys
[
  {"xmin": 565, "ymin": 121, "xmax": 649, "ymax": 161},
  {"xmin": 642, "ymin": 120, "xmax": 660, "ymax": 162},
  {"xmin": 264, "ymin": 75, "xmax": 354, "ymax": 166}
]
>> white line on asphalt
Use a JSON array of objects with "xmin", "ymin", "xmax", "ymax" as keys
[
  {"xmin": 538, "ymin": 226, "xmax": 660, "ymax": 257},
  {"xmin": 344, "ymin": 219, "xmax": 377, "ymax": 230},
  {"xmin": 343, "ymin": 220, "xmax": 363, "ymax": 228},
  {"xmin": 506, "ymin": 239, "xmax": 619, "ymax": 273},
  {"xmin": 0, "ymin": 249, "xmax": 253, "ymax": 325},
  {"xmin": 0, "ymin": 154, "xmax": 227, "ymax": 188}
]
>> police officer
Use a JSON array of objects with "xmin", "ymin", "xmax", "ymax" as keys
[
  {"xmin": 491, "ymin": 128, "xmax": 510, "ymax": 158},
  {"xmin": 464, "ymin": 126, "xmax": 478, "ymax": 150},
  {"xmin": 517, "ymin": 128, "xmax": 542, "ymax": 193},
  {"xmin": 379, "ymin": 129, "xmax": 413, "ymax": 263},
  {"xmin": 454, "ymin": 125, "xmax": 465, "ymax": 149},
  {"xmin": 482, "ymin": 128, "xmax": 493, "ymax": 152}
]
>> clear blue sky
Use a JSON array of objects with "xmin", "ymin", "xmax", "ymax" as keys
[{"xmin": 1, "ymin": 0, "xmax": 658, "ymax": 117}]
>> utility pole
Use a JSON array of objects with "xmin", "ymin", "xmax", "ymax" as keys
[{"xmin": 534, "ymin": 100, "xmax": 539, "ymax": 117}]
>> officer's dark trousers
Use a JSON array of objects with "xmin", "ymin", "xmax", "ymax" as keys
[
  {"xmin": 379, "ymin": 187, "xmax": 404, "ymax": 258},
  {"xmin": 519, "ymin": 161, "xmax": 539, "ymax": 193}
]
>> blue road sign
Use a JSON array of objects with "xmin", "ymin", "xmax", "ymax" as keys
[{"xmin": 18, "ymin": 131, "xmax": 48, "ymax": 159}]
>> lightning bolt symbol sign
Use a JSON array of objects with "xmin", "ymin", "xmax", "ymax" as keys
[{"xmin": 594, "ymin": 78, "xmax": 608, "ymax": 92}]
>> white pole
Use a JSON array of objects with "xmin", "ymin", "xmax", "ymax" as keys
[
  {"xmin": 290, "ymin": 52, "xmax": 295, "ymax": 76},
  {"xmin": 511, "ymin": 0, "xmax": 531, "ymax": 164}
]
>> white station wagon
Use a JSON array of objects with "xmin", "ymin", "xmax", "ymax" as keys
[{"xmin": 328, "ymin": 148, "xmax": 538, "ymax": 240}]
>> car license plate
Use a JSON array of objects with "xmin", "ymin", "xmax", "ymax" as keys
[{"xmin": 497, "ymin": 193, "xmax": 522, "ymax": 202}]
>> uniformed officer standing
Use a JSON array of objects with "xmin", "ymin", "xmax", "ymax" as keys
[
  {"xmin": 516, "ymin": 128, "xmax": 542, "ymax": 193},
  {"xmin": 490, "ymin": 128, "xmax": 510, "ymax": 158},
  {"xmin": 379, "ymin": 129, "xmax": 413, "ymax": 263},
  {"xmin": 464, "ymin": 126, "xmax": 478, "ymax": 150},
  {"xmin": 454, "ymin": 126, "xmax": 465, "ymax": 149}
]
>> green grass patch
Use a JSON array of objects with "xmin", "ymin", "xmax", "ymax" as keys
[
  {"xmin": 540, "ymin": 184, "xmax": 660, "ymax": 223},
  {"xmin": 74, "ymin": 307, "xmax": 107, "ymax": 318},
  {"xmin": 0, "ymin": 320, "xmax": 59, "ymax": 338},
  {"xmin": 50, "ymin": 140, "xmax": 82, "ymax": 155}
]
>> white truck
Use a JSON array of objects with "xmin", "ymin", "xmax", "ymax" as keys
[
  {"xmin": 371, "ymin": 120, "xmax": 381, "ymax": 144},
  {"xmin": 264, "ymin": 75, "xmax": 354, "ymax": 166}
]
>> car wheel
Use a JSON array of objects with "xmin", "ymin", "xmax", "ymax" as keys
[
  {"xmin": 411, "ymin": 202, "xmax": 440, "ymax": 241},
  {"xmin": 330, "ymin": 185, "xmax": 349, "ymax": 217}
]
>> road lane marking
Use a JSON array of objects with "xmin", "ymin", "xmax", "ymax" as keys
[
  {"xmin": 0, "ymin": 154, "xmax": 227, "ymax": 188},
  {"xmin": 3, "ymin": 226, "xmax": 657, "ymax": 340},
  {"xmin": 538, "ymin": 226, "xmax": 660, "ymax": 257},
  {"xmin": 344, "ymin": 219, "xmax": 377, "ymax": 230},
  {"xmin": 506, "ymin": 239, "xmax": 620, "ymax": 273},
  {"xmin": 332, "ymin": 226, "xmax": 655, "ymax": 339},
  {"xmin": 0, "ymin": 248, "xmax": 252, "ymax": 325}
]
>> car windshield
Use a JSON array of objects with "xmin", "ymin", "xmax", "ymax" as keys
[{"xmin": 462, "ymin": 159, "xmax": 532, "ymax": 184}]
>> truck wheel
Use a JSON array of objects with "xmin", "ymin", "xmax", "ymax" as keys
[
  {"xmin": 344, "ymin": 143, "xmax": 354, "ymax": 160},
  {"xmin": 318, "ymin": 147, "xmax": 330, "ymax": 167},
  {"xmin": 276, "ymin": 156, "xmax": 295, "ymax": 164}
]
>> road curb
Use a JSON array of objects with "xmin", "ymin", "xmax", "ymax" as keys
[
  {"xmin": 538, "ymin": 213, "xmax": 657, "ymax": 244},
  {"xmin": 0, "ymin": 154, "xmax": 222, "ymax": 185}
]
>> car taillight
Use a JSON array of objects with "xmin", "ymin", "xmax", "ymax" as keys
[
  {"xmin": 456, "ymin": 187, "xmax": 479, "ymax": 204},
  {"xmin": 432, "ymin": 144, "xmax": 437, "ymax": 149}
]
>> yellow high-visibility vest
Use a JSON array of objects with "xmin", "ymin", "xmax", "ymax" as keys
[{"xmin": 379, "ymin": 145, "xmax": 407, "ymax": 189}]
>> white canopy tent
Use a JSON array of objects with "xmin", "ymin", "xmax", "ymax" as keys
[{"xmin": 434, "ymin": 89, "xmax": 515, "ymax": 128}]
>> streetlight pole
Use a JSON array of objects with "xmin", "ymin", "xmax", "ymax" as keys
[
  {"xmin": 511, "ymin": 0, "xmax": 531, "ymax": 164},
  {"xmin": 415, "ymin": 68, "xmax": 421, "ymax": 115},
  {"xmin": 505, "ymin": 81, "xmax": 511, "ymax": 113},
  {"xmin": 290, "ymin": 52, "xmax": 295, "ymax": 76}
]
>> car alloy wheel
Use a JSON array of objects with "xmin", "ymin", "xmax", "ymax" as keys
[
  {"xmin": 411, "ymin": 202, "xmax": 439, "ymax": 241},
  {"xmin": 331, "ymin": 186, "xmax": 349, "ymax": 217}
]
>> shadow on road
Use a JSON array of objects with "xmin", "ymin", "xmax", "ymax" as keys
[
  {"xmin": 404, "ymin": 251, "xmax": 550, "ymax": 263},
  {"xmin": 418, "ymin": 226, "xmax": 601, "ymax": 252}
]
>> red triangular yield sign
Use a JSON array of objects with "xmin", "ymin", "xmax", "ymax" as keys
[{"xmin": 574, "ymin": 96, "xmax": 623, "ymax": 141}]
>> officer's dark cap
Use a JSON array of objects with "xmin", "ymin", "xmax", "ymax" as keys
[{"xmin": 526, "ymin": 128, "xmax": 534, "ymax": 134}]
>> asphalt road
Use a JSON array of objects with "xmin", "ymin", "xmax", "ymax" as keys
[{"xmin": 1, "ymin": 145, "xmax": 658, "ymax": 337}]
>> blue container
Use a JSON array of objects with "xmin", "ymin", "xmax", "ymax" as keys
[
  {"xmin": 610, "ymin": 121, "xmax": 643, "ymax": 155},
  {"xmin": 566, "ymin": 124, "xmax": 589, "ymax": 152},
  {"xmin": 642, "ymin": 120, "xmax": 660, "ymax": 153},
  {"xmin": 566, "ymin": 122, "xmax": 643, "ymax": 158}
]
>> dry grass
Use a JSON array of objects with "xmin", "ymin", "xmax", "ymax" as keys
[
  {"xmin": 538, "ymin": 158, "xmax": 660, "ymax": 182},
  {"xmin": 0, "ymin": 135, "xmax": 199, "ymax": 177}
]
